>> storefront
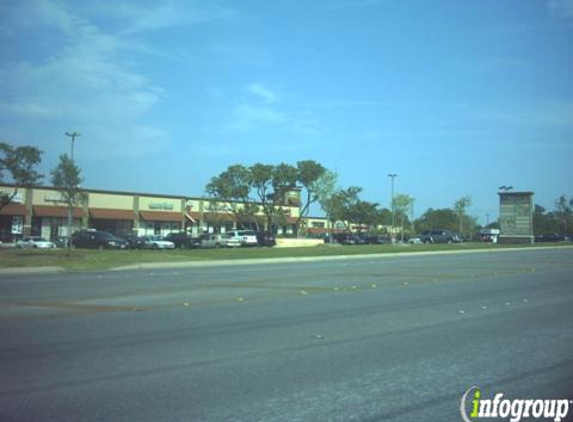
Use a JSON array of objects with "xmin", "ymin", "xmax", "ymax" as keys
[
  {"xmin": 89, "ymin": 208, "xmax": 135, "ymax": 238},
  {"xmin": 31, "ymin": 205, "xmax": 84, "ymax": 239},
  {"xmin": 0, "ymin": 203, "xmax": 27, "ymax": 242}
]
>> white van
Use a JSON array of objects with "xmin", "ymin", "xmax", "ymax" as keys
[{"xmin": 227, "ymin": 230, "xmax": 258, "ymax": 247}]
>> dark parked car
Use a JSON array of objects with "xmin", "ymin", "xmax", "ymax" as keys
[
  {"xmin": 419, "ymin": 230, "xmax": 461, "ymax": 244},
  {"xmin": 72, "ymin": 229, "xmax": 128, "ymax": 249},
  {"xmin": 124, "ymin": 235, "xmax": 145, "ymax": 249},
  {"xmin": 164, "ymin": 232, "xmax": 201, "ymax": 249},
  {"xmin": 365, "ymin": 235, "xmax": 391, "ymax": 244},
  {"xmin": 535, "ymin": 234, "xmax": 566, "ymax": 243},
  {"xmin": 257, "ymin": 231, "xmax": 276, "ymax": 247}
]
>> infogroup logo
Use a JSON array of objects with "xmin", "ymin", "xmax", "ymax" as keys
[{"xmin": 460, "ymin": 386, "xmax": 571, "ymax": 422}]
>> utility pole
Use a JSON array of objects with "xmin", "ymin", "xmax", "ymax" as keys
[
  {"xmin": 64, "ymin": 131, "xmax": 81, "ymax": 247},
  {"xmin": 388, "ymin": 173, "xmax": 397, "ymax": 237},
  {"xmin": 65, "ymin": 131, "xmax": 80, "ymax": 161}
]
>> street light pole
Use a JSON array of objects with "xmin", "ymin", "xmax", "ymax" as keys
[
  {"xmin": 388, "ymin": 173, "xmax": 397, "ymax": 234},
  {"xmin": 64, "ymin": 131, "xmax": 80, "ymax": 247},
  {"xmin": 65, "ymin": 131, "xmax": 80, "ymax": 161}
]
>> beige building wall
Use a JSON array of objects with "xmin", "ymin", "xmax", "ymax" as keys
[
  {"xmin": 89, "ymin": 192, "xmax": 133, "ymax": 209},
  {"xmin": 32, "ymin": 188, "xmax": 67, "ymax": 206}
]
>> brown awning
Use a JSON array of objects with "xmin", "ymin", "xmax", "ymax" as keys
[
  {"xmin": 185, "ymin": 211, "xmax": 201, "ymax": 223},
  {"xmin": 0, "ymin": 204, "xmax": 27, "ymax": 215},
  {"xmin": 33, "ymin": 205, "xmax": 83, "ymax": 218},
  {"xmin": 139, "ymin": 210, "xmax": 182, "ymax": 222},
  {"xmin": 90, "ymin": 208, "xmax": 135, "ymax": 220}
]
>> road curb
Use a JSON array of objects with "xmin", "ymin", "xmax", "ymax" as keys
[
  {"xmin": 0, "ymin": 266, "xmax": 64, "ymax": 275},
  {"xmin": 1, "ymin": 245, "xmax": 570, "ymax": 275},
  {"xmin": 109, "ymin": 245, "xmax": 573, "ymax": 272}
]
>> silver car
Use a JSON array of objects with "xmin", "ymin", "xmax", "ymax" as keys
[
  {"xmin": 16, "ymin": 236, "xmax": 56, "ymax": 249},
  {"xmin": 141, "ymin": 235, "xmax": 175, "ymax": 250},
  {"xmin": 200, "ymin": 234, "xmax": 241, "ymax": 248}
]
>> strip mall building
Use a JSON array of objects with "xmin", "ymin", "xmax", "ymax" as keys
[{"xmin": 0, "ymin": 184, "xmax": 311, "ymax": 241}]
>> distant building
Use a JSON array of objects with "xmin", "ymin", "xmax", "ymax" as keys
[
  {"xmin": 498, "ymin": 191, "xmax": 534, "ymax": 244},
  {"xmin": 0, "ymin": 184, "xmax": 301, "ymax": 241}
]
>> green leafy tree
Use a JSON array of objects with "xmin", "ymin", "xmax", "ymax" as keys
[
  {"xmin": 453, "ymin": 196, "xmax": 472, "ymax": 236},
  {"xmin": 50, "ymin": 154, "xmax": 87, "ymax": 247},
  {"xmin": 315, "ymin": 170, "xmax": 339, "ymax": 234},
  {"xmin": 250, "ymin": 163, "xmax": 297, "ymax": 232},
  {"xmin": 555, "ymin": 195, "xmax": 572, "ymax": 236},
  {"xmin": 392, "ymin": 194, "xmax": 414, "ymax": 241},
  {"xmin": 346, "ymin": 199, "xmax": 379, "ymax": 233},
  {"xmin": 0, "ymin": 142, "xmax": 43, "ymax": 212},
  {"xmin": 415, "ymin": 208, "xmax": 459, "ymax": 232},
  {"xmin": 295, "ymin": 160, "xmax": 326, "ymax": 233},
  {"xmin": 206, "ymin": 165, "xmax": 260, "ymax": 230}
]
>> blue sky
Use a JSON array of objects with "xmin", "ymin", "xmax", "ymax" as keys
[{"xmin": 1, "ymin": 0, "xmax": 572, "ymax": 223}]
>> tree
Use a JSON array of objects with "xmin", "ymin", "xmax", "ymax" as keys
[
  {"xmin": 295, "ymin": 160, "xmax": 326, "ymax": 233},
  {"xmin": 0, "ymin": 142, "xmax": 43, "ymax": 213},
  {"xmin": 392, "ymin": 194, "xmax": 414, "ymax": 242},
  {"xmin": 249, "ymin": 163, "xmax": 297, "ymax": 233},
  {"xmin": 315, "ymin": 170, "xmax": 339, "ymax": 234},
  {"xmin": 206, "ymin": 165, "xmax": 260, "ymax": 230},
  {"xmin": 345, "ymin": 199, "xmax": 379, "ymax": 233},
  {"xmin": 415, "ymin": 208, "xmax": 459, "ymax": 232},
  {"xmin": 50, "ymin": 154, "xmax": 87, "ymax": 247},
  {"xmin": 453, "ymin": 196, "xmax": 472, "ymax": 236},
  {"xmin": 555, "ymin": 195, "xmax": 572, "ymax": 236}
]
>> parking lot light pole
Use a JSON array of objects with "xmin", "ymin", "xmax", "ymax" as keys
[
  {"xmin": 64, "ymin": 131, "xmax": 81, "ymax": 247},
  {"xmin": 65, "ymin": 131, "xmax": 80, "ymax": 161},
  {"xmin": 388, "ymin": 173, "xmax": 397, "ymax": 234}
]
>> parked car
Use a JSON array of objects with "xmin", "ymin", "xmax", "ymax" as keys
[
  {"xmin": 407, "ymin": 236, "xmax": 423, "ymax": 244},
  {"xmin": 140, "ymin": 235, "xmax": 175, "ymax": 250},
  {"xmin": 200, "ymin": 234, "xmax": 241, "ymax": 248},
  {"xmin": 257, "ymin": 231, "xmax": 276, "ymax": 247},
  {"xmin": 535, "ymin": 234, "xmax": 566, "ymax": 243},
  {"xmin": 124, "ymin": 235, "xmax": 145, "ymax": 249},
  {"xmin": 164, "ymin": 232, "xmax": 200, "ymax": 249},
  {"xmin": 16, "ymin": 236, "xmax": 56, "ymax": 249},
  {"xmin": 419, "ymin": 230, "xmax": 461, "ymax": 244},
  {"xmin": 227, "ymin": 230, "xmax": 258, "ymax": 247},
  {"xmin": 365, "ymin": 235, "xmax": 391, "ymax": 244},
  {"xmin": 51, "ymin": 236, "xmax": 69, "ymax": 248},
  {"xmin": 72, "ymin": 229, "xmax": 128, "ymax": 249},
  {"xmin": 331, "ymin": 233, "xmax": 358, "ymax": 245}
]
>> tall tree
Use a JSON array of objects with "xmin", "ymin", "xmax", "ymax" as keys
[
  {"xmin": 50, "ymin": 154, "xmax": 87, "ymax": 247},
  {"xmin": 453, "ymin": 196, "xmax": 472, "ymax": 236},
  {"xmin": 415, "ymin": 208, "xmax": 459, "ymax": 232},
  {"xmin": 205, "ymin": 165, "xmax": 260, "ymax": 229},
  {"xmin": 555, "ymin": 195, "xmax": 572, "ymax": 236},
  {"xmin": 295, "ymin": 160, "xmax": 326, "ymax": 232},
  {"xmin": 392, "ymin": 194, "xmax": 414, "ymax": 241},
  {"xmin": 0, "ymin": 142, "xmax": 43, "ymax": 212},
  {"xmin": 250, "ymin": 163, "xmax": 297, "ymax": 232},
  {"xmin": 315, "ymin": 170, "xmax": 339, "ymax": 234}
]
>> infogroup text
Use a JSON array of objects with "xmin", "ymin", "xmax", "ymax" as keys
[{"xmin": 460, "ymin": 387, "xmax": 571, "ymax": 422}]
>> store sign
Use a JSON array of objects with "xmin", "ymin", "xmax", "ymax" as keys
[
  {"xmin": 205, "ymin": 204, "xmax": 234, "ymax": 213},
  {"xmin": 149, "ymin": 202, "xmax": 174, "ymax": 210},
  {"xmin": 0, "ymin": 191, "xmax": 23, "ymax": 203},
  {"xmin": 45, "ymin": 196, "xmax": 66, "ymax": 204},
  {"xmin": 11, "ymin": 216, "xmax": 23, "ymax": 234}
]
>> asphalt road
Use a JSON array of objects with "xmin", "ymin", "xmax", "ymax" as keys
[{"xmin": 1, "ymin": 248, "xmax": 573, "ymax": 422}]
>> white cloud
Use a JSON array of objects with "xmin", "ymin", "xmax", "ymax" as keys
[
  {"xmin": 0, "ymin": 0, "xmax": 168, "ymax": 159},
  {"xmin": 246, "ymin": 83, "xmax": 277, "ymax": 103}
]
